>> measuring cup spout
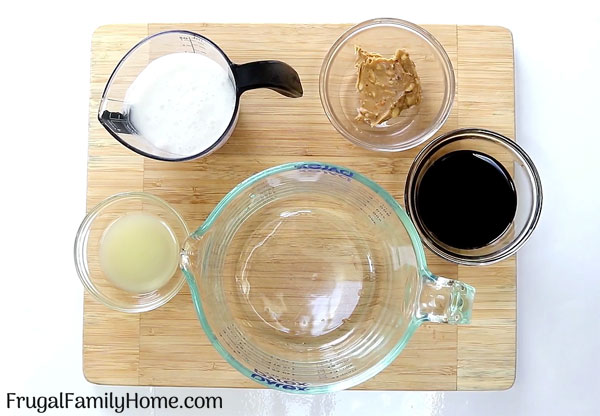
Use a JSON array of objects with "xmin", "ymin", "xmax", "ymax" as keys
[
  {"xmin": 180, "ymin": 231, "xmax": 208, "ymax": 280},
  {"xmin": 232, "ymin": 61, "xmax": 303, "ymax": 98}
]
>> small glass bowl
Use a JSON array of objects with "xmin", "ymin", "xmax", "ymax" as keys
[
  {"xmin": 319, "ymin": 18, "xmax": 455, "ymax": 152},
  {"xmin": 74, "ymin": 192, "xmax": 189, "ymax": 312},
  {"xmin": 404, "ymin": 128, "xmax": 543, "ymax": 265}
]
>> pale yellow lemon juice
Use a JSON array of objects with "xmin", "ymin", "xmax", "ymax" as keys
[{"xmin": 99, "ymin": 212, "xmax": 180, "ymax": 293}]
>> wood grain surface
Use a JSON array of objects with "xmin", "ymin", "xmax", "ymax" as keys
[{"xmin": 84, "ymin": 23, "xmax": 516, "ymax": 390}]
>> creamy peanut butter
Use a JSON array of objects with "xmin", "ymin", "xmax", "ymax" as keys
[{"xmin": 354, "ymin": 46, "xmax": 422, "ymax": 127}]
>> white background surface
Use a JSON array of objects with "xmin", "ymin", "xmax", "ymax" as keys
[{"xmin": 1, "ymin": 0, "xmax": 598, "ymax": 414}]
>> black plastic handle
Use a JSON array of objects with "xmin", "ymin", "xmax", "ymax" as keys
[{"xmin": 232, "ymin": 60, "xmax": 303, "ymax": 98}]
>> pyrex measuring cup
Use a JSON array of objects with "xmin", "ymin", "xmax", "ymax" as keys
[
  {"xmin": 98, "ymin": 30, "xmax": 303, "ymax": 161},
  {"xmin": 179, "ymin": 162, "xmax": 475, "ymax": 393}
]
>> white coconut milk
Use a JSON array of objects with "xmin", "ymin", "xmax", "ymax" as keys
[{"xmin": 124, "ymin": 52, "xmax": 236, "ymax": 157}]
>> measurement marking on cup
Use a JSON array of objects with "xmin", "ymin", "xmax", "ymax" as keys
[{"xmin": 218, "ymin": 322, "xmax": 358, "ymax": 391}]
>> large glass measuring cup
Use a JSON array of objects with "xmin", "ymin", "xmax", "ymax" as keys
[
  {"xmin": 98, "ymin": 30, "xmax": 303, "ymax": 161},
  {"xmin": 180, "ymin": 162, "xmax": 475, "ymax": 393}
]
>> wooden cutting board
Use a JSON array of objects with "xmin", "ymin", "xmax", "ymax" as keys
[{"xmin": 84, "ymin": 23, "xmax": 516, "ymax": 390}]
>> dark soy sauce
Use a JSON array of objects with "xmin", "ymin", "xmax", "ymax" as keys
[{"xmin": 416, "ymin": 150, "xmax": 517, "ymax": 250}]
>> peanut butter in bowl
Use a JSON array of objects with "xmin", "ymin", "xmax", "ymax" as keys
[{"xmin": 354, "ymin": 46, "xmax": 422, "ymax": 127}]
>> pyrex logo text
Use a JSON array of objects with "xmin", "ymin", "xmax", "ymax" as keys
[
  {"xmin": 251, "ymin": 369, "xmax": 310, "ymax": 391},
  {"xmin": 294, "ymin": 163, "xmax": 354, "ymax": 179}
]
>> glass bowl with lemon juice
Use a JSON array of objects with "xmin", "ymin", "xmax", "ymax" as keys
[{"xmin": 74, "ymin": 192, "xmax": 189, "ymax": 312}]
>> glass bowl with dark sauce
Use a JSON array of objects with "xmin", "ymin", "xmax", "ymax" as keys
[{"xmin": 404, "ymin": 128, "xmax": 542, "ymax": 265}]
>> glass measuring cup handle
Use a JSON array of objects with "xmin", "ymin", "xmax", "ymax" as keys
[
  {"xmin": 231, "ymin": 61, "xmax": 303, "ymax": 98},
  {"xmin": 416, "ymin": 271, "xmax": 475, "ymax": 324}
]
